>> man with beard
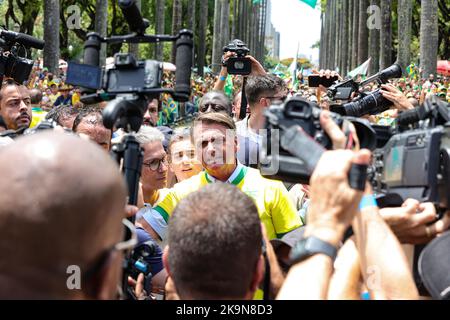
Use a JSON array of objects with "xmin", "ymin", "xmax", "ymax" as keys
[
  {"xmin": 138, "ymin": 112, "xmax": 302, "ymax": 242},
  {"xmin": 0, "ymin": 81, "xmax": 32, "ymax": 135},
  {"xmin": 143, "ymin": 98, "xmax": 160, "ymax": 127}
]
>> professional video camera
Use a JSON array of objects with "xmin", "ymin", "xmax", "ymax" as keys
[
  {"xmin": 66, "ymin": 0, "xmax": 193, "ymax": 300},
  {"xmin": 66, "ymin": 1, "xmax": 193, "ymax": 132},
  {"xmin": 223, "ymin": 39, "xmax": 251, "ymax": 75},
  {"xmin": 260, "ymin": 96, "xmax": 375, "ymax": 187},
  {"xmin": 0, "ymin": 28, "xmax": 45, "ymax": 85},
  {"xmin": 329, "ymin": 63, "xmax": 403, "ymax": 117},
  {"xmin": 124, "ymin": 238, "xmax": 159, "ymax": 298},
  {"xmin": 370, "ymin": 96, "xmax": 450, "ymax": 212}
]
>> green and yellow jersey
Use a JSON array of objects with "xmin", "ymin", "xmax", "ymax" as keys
[{"xmin": 142, "ymin": 162, "xmax": 302, "ymax": 240}]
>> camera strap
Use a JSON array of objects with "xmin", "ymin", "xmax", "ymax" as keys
[{"xmin": 239, "ymin": 77, "xmax": 248, "ymax": 120}]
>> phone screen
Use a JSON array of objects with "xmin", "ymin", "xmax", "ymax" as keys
[{"xmin": 308, "ymin": 75, "xmax": 338, "ymax": 88}]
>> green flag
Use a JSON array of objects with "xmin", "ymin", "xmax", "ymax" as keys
[
  {"xmin": 224, "ymin": 75, "xmax": 234, "ymax": 98},
  {"xmin": 299, "ymin": 0, "xmax": 317, "ymax": 9}
]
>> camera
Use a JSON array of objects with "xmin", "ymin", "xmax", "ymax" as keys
[
  {"xmin": 260, "ymin": 96, "xmax": 376, "ymax": 184},
  {"xmin": 125, "ymin": 239, "xmax": 159, "ymax": 296},
  {"xmin": 223, "ymin": 39, "xmax": 251, "ymax": 75},
  {"xmin": 65, "ymin": 0, "xmax": 193, "ymax": 300},
  {"xmin": 370, "ymin": 96, "xmax": 450, "ymax": 211},
  {"xmin": 67, "ymin": 52, "xmax": 163, "ymax": 96},
  {"xmin": 329, "ymin": 63, "xmax": 403, "ymax": 117},
  {"xmin": 0, "ymin": 28, "xmax": 45, "ymax": 85}
]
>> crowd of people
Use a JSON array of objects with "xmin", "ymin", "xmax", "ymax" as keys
[{"xmin": 0, "ymin": 49, "xmax": 449, "ymax": 301}]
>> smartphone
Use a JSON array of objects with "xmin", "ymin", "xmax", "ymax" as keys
[{"xmin": 308, "ymin": 75, "xmax": 338, "ymax": 88}]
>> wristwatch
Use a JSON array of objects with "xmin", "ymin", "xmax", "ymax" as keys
[{"xmin": 289, "ymin": 236, "xmax": 338, "ymax": 264}]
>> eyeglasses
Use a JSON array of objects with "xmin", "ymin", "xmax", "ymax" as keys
[
  {"xmin": 142, "ymin": 156, "xmax": 168, "ymax": 171},
  {"xmin": 200, "ymin": 103, "xmax": 227, "ymax": 113}
]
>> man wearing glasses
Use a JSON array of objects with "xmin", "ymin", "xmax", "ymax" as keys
[
  {"xmin": 236, "ymin": 74, "xmax": 288, "ymax": 167},
  {"xmin": 135, "ymin": 126, "xmax": 169, "ymax": 208}
]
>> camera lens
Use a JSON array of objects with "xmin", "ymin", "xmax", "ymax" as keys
[
  {"xmin": 341, "ymin": 89, "xmax": 392, "ymax": 117},
  {"xmin": 234, "ymin": 61, "xmax": 244, "ymax": 70}
]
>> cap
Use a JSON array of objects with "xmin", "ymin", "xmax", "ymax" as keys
[
  {"xmin": 270, "ymin": 226, "xmax": 305, "ymax": 252},
  {"xmin": 418, "ymin": 231, "xmax": 450, "ymax": 300}
]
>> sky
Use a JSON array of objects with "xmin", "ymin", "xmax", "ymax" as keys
[{"xmin": 271, "ymin": 0, "xmax": 322, "ymax": 64}]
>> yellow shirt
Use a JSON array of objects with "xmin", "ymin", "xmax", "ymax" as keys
[{"xmin": 146, "ymin": 163, "xmax": 302, "ymax": 240}]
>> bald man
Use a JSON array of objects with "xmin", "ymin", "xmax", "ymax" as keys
[{"xmin": 0, "ymin": 132, "xmax": 128, "ymax": 299}]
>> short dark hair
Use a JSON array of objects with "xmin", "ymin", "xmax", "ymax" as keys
[
  {"xmin": 29, "ymin": 88, "xmax": 43, "ymax": 105},
  {"xmin": 0, "ymin": 81, "xmax": 26, "ymax": 103},
  {"xmin": 194, "ymin": 111, "xmax": 236, "ymax": 131},
  {"xmin": 168, "ymin": 183, "xmax": 262, "ymax": 299},
  {"xmin": 199, "ymin": 90, "xmax": 232, "ymax": 115},
  {"xmin": 72, "ymin": 106, "xmax": 104, "ymax": 132},
  {"xmin": 45, "ymin": 105, "xmax": 79, "ymax": 126},
  {"xmin": 245, "ymin": 74, "xmax": 286, "ymax": 105}
]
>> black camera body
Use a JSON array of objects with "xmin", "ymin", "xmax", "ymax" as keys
[
  {"xmin": 67, "ymin": 53, "xmax": 163, "ymax": 96},
  {"xmin": 371, "ymin": 124, "xmax": 450, "ymax": 210},
  {"xmin": 126, "ymin": 239, "xmax": 159, "ymax": 295},
  {"xmin": 260, "ymin": 97, "xmax": 376, "ymax": 184},
  {"xmin": 0, "ymin": 28, "xmax": 44, "ymax": 85},
  {"xmin": 370, "ymin": 97, "xmax": 450, "ymax": 210},
  {"xmin": 223, "ymin": 39, "xmax": 251, "ymax": 75},
  {"xmin": 329, "ymin": 63, "xmax": 403, "ymax": 117}
]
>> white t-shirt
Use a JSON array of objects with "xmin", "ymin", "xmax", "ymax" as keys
[{"xmin": 236, "ymin": 116, "xmax": 262, "ymax": 167}]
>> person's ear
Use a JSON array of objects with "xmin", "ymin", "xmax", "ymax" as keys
[
  {"xmin": 250, "ymin": 255, "xmax": 265, "ymax": 294},
  {"xmin": 162, "ymin": 246, "xmax": 172, "ymax": 277},
  {"xmin": 92, "ymin": 249, "xmax": 123, "ymax": 300}
]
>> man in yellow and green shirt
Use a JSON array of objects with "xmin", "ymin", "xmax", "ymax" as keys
[{"xmin": 138, "ymin": 112, "xmax": 302, "ymax": 241}]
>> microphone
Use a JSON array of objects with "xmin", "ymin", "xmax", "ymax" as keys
[
  {"xmin": 0, "ymin": 30, "xmax": 45, "ymax": 49},
  {"xmin": 174, "ymin": 30, "xmax": 194, "ymax": 102}
]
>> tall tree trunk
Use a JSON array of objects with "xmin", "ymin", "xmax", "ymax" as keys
[
  {"xmin": 397, "ymin": 0, "xmax": 412, "ymax": 75},
  {"xmin": 197, "ymin": 0, "xmax": 208, "ymax": 77},
  {"xmin": 329, "ymin": 0, "xmax": 335, "ymax": 70},
  {"xmin": 95, "ymin": 0, "xmax": 108, "ymax": 66},
  {"xmin": 238, "ymin": 0, "xmax": 244, "ymax": 40},
  {"xmin": 351, "ymin": 0, "xmax": 360, "ymax": 70},
  {"xmin": 419, "ymin": 0, "xmax": 438, "ymax": 78},
  {"xmin": 155, "ymin": 0, "xmax": 165, "ymax": 61},
  {"xmin": 319, "ymin": 11, "xmax": 325, "ymax": 68},
  {"xmin": 252, "ymin": 3, "xmax": 259, "ymax": 59},
  {"xmin": 334, "ymin": 0, "xmax": 340, "ymax": 70},
  {"xmin": 220, "ymin": 0, "xmax": 230, "ymax": 48},
  {"xmin": 347, "ymin": 0, "xmax": 353, "ymax": 73},
  {"xmin": 358, "ymin": 0, "xmax": 369, "ymax": 65},
  {"xmin": 379, "ymin": 0, "xmax": 392, "ymax": 69},
  {"xmin": 187, "ymin": 0, "xmax": 196, "ymax": 67},
  {"xmin": 341, "ymin": 0, "xmax": 348, "ymax": 75},
  {"xmin": 326, "ymin": 0, "xmax": 333, "ymax": 69},
  {"xmin": 368, "ymin": 0, "xmax": 380, "ymax": 74},
  {"xmin": 336, "ymin": 0, "xmax": 341, "ymax": 72},
  {"xmin": 43, "ymin": 0, "xmax": 60, "ymax": 75},
  {"xmin": 212, "ymin": 0, "xmax": 223, "ymax": 73},
  {"xmin": 129, "ymin": 0, "xmax": 141, "ymax": 59},
  {"xmin": 259, "ymin": 0, "xmax": 267, "ymax": 62},
  {"xmin": 232, "ymin": 0, "xmax": 237, "ymax": 39},
  {"xmin": 171, "ymin": 0, "xmax": 182, "ymax": 63}
]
